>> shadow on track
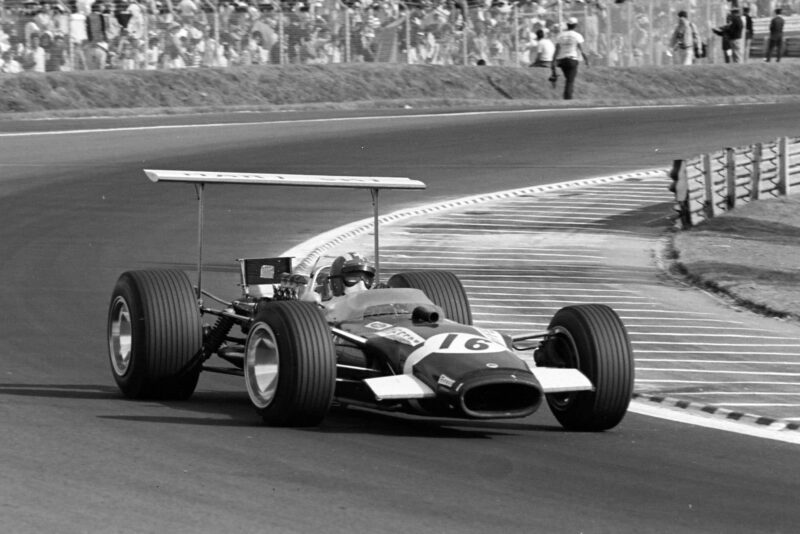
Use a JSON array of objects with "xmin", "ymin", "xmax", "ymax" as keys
[
  {"xmin": 97, "ymin": 389, "xmax": 564, "ymax": 436},
  {"xmin": 0, "ymin": 383, "xmax": 119, "ymax": 399},
  {"xmin": 0, "ymin": 381, "xmax": 564, "ymax": 436}
]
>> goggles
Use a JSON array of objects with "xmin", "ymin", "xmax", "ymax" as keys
[{"xmin": 342, "ymin": 272, "xmax": 374, "ymax": 288}]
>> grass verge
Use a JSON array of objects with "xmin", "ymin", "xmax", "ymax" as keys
[{"xmin": 2, "ymin": 62, "xmax": 800, "ymax": 117}]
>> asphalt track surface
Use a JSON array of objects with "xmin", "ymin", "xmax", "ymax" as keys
[{"xmin": 1, "ymin": 103, "xmax": 800, "ymax": 533}]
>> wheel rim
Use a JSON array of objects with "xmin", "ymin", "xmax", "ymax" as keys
[
  {"xmin": 245, "ymin": 323, "xmax": 280, "ymax": 409},
  {"xmin": 545, "ymin": 326, "xmax": 580, "ymax": 410},
  {"xmin": 109, "ymin": 296, "xmax": 133, "ymax": 376}
]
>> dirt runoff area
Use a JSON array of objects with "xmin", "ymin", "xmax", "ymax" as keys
[{"xmin": 671, "ymin": 195, "xmax": 800, "ymax": 323}]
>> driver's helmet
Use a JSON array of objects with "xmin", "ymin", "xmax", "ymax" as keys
[{"xmin": 329, "ymin": 252, "xmax": 376, "ymax": 297}]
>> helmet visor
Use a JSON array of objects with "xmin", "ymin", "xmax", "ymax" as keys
[{"xmin": 343, "ymin": 272, "xmax": 374, "ymax": 288}]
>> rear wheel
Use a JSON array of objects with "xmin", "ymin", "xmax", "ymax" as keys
[
  {"xmin": 244, "ymin": 300, "xmax": 336, "ymax": 426},
  {"xmin": 387, "ymin": 270, "xmax": 472, "ymax": 325},
  {"xmin": 543, "ymin": 304, "xmax": 634, "ymax": 431},
  {"xmin": 107, "ymin": 270, "xmax": 202, "ymax": 400}
]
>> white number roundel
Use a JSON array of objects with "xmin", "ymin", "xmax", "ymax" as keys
[
  {"xmin": 403, "ymin": 333, "xmax": 507, "ymax": 374},
  {"xmin": 429, "ymin": 333, "xmax": 507, "ymax": 354}
]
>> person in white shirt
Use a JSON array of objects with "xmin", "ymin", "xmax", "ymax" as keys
[
  {"xmin": 551, "ymin": 17, "xmax": 589, "ymax": 100},
  {"xmin": 669, "ymin": 10, "xmax": 696, "ymax": 66},
  {"xmin": 28, "ymin": 33, "xmax": 47, "ymax": 72},
  {"xmin": 530, "ymin": 28, "xmax": 554, "ymax": 68},
  {"xmin": 1, "ymin": 50, "xmax": 22, "ymax": 73}
]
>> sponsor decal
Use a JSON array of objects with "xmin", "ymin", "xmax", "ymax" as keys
[
  {"xmin": 365, "ymin": 321, "xmax": 392, "ymax": 330},
  {"xmin": 486, "ymin": 363, "xmax": 499, "ymax": 369},
  {"xmin": 375, "ymin": 327, "xmax": 425, "ymax": 347},
  {"xmin": 437, "ymin": 374, "xmax": 456, "ymax": 388},
  {"xmin": 259, "ymin": 265, "xmax": 275, "ymax": 279}
]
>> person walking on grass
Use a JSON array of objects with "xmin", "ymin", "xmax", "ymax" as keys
[{"xmin": 551, "ymin": 17, "xmax": 589, "ymax": 100}]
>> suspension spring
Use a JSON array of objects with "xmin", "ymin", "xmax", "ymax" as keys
[{"xmin": 203, "ymin": 315, "xmax": 236, "ymax": 359}]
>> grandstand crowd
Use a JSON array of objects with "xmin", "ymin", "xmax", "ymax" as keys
[{"xmin": 0, "ymin": 0, "xmax": 794, "ymax": 72}]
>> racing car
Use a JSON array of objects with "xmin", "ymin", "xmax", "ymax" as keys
[{"xmin": 107, "ymin": 170, "xmax": 634, "ymax": 431}]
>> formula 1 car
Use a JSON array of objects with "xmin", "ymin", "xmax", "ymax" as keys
[{"xmin": 107, "ymin": 170, "xmax": 634, "ymax": 431}]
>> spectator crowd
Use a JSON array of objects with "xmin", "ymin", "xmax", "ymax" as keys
[{"xmin": 0, "ymin": 0, "xmax": 794, "ymax": 74}]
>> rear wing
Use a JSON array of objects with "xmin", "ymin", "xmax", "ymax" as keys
[
  {"xmin": 145, "ymin": 170, "xmax": 425, "ymax": 190},
  {"xmin": 144, "ymin": 169, "xmax": 426, "ymax": 301}
]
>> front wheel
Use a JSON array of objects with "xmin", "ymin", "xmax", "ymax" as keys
[
  {"xmin": 543, "ymin": 304, "xmax": 634, "ymax": 431},
  {"xmin": 244, "ymin": 300, "xmax": 336, "ymax": 426},
  {"xmin": 107, "ymin": 270, "xmax": 202, "ymax": 400}
]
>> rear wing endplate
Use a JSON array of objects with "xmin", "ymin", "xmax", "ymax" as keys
[{"xmin": 144, "ymin": 169, "xmax": 426, "ymax": 301}]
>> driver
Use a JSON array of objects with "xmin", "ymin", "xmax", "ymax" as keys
[{"xmin": 328, "ymin": 252, "xmax": 376, "ymax": 298}]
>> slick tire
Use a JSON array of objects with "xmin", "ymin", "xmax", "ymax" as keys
[
  {"xmin": 544, "ymin": 304, "xmax": 634, "ymax": 431},
  {"xmin": 108, "ymin": 270, "xmax": 202, "ymax": 400},
  {"xmin": 387, "ymin": 270, "xmax": 473, "ymax": 325},
  {"xmin": 244, "ymin": 300, "xmax": 336, "ymax": 426}
]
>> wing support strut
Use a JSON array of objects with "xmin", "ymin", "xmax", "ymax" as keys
[
  {"xmin": 371, "ymin": 187, "xmax": 380, "ymax": 282},
  {"xmin": 194, "ymin": 183, "xmax": 205, "ymax": 301}
]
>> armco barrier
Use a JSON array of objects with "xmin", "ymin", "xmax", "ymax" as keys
[{"xmin": 669, "ymin": 136, "xmax": 800, "ymax": 228}]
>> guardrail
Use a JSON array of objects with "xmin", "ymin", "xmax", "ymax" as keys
[{"xmin": 669, "ymin": 136, "xmax": 800, "ymax": 229}]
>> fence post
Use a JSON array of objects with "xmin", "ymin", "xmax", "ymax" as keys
[
  {"xmin": 625, "ymin": 0, "xmax": 633, "ymax": 65},
  {"xmin": 462, "ymin": 17, "xmax": 468, "ymax": 65},
  {"xmin": 344, "ymin": 6, "xmax": 351, "ymax": 63},
  {"xmin": 278, "ymin": 9, "xmax": 285, "ymax": 65},
  {"xmin": 778, "ymin": 136, "xmax": 789, "ymax": 195},
  {"xmin": 669, "ymin": 159, "xmax": 691, "ymax": 229},
  {"xmin": 786, "ymin": 138, "xmax": 794, "ymax": 196},
  {"xmin": 405, "ymin": 8, "xmax": 411, "ymax": 64},
  {"xmin": 605, "ymin": 4, "xmax": 613, "ymax": 66},
  {"xmin": 513, "ymin": 6, "xmax": 519, "ymax": 66},
  {"xmin": 647, "ymin": 0, "xmax": 655, "ymax": 65},
  {"xmin": 703, "ymin": 152, "xmax": 716, "ymax": 218},
  {"xmin": 751, "ymin": 142, "xmax": 762, "ymax": 201},
  {"xmin": 725, "ymin": 147, "xmax": 736, "ymax": 209}
]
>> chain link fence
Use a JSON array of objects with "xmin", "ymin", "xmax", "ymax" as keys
[{"xmin": 0, "ymin": 0, "xmax": 794, "ymax": 72}]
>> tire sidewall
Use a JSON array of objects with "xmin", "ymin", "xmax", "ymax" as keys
[
  {"xmin": 244, "ymin": 319, "xmax": 285, "ymax": 412},
  {"xmin": 545, "ymin": 310, "xmax": 596, "ymax": 417},
  {"xmin": 108, "ymin": 273, "xmax": 149, "ymax": 397},
  {"xmin": 107, "ymin": 270, "xmax": 202, "ymax": 400},
  {"xmin": 245, "ymin": 301, "xmax": 335, "ymax": 426}
]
